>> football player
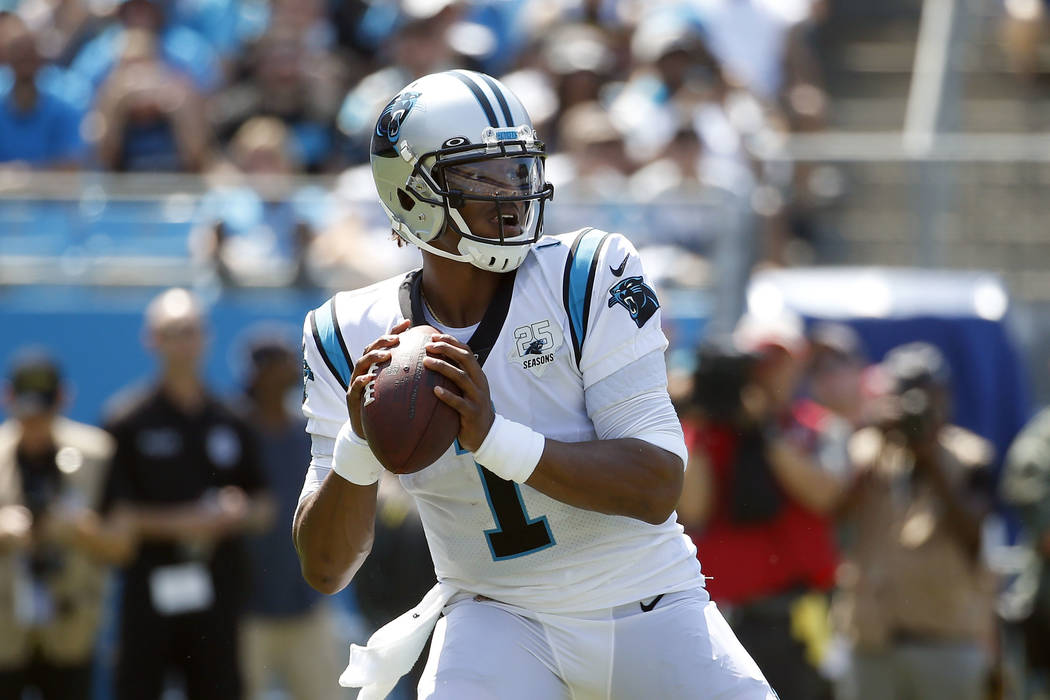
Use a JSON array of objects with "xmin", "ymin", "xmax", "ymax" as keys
[{"xmin": 293, "ymin": 70, "xmax": 775, "ymax": 700}]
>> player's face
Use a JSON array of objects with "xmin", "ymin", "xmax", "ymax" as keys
[{"xmin": 444, "ymin": 156, "xmax": 544, "ymax": 241}]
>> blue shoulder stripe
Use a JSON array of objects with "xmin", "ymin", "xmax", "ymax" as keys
[
  {"xmin": 309, "ymin": 299, "xmax": 353, "ymax": 390},
  {"xmin": 562, "ymin": 228, "xmax": 610, "ymax": 367}
]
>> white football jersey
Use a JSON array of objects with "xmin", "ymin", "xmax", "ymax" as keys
[{"xmin": 301, "ymin": 229, "xmax": 704, "ymax": 614}]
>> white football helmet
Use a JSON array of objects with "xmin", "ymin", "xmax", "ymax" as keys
[{"xmin": 370, "ymin": 70, "xmax": 555, "ymax": 272}]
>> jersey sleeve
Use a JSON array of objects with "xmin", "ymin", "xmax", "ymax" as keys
[
  {"xmin": 563, "ymin": 229, "xmax": 668, "ymax": 389},
  {"xmin": 301, "ymin": 298, "xmax": 355, "ymax": 441},
  {"xmin": 585, "ymin": 350, "xmax": 688, "ymax": 468}
]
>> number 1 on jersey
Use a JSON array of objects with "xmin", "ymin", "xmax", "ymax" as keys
[
  {"xmin": 476, "ymin": 465, "xmax": 556, "ymax": 560},
  {"xmin": 457, "ymin": 440, "xmax": 555, "ymax": 560}
]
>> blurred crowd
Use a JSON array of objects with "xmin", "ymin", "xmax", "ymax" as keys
[
  {"xmin": 0, "ymin": 0, "xmax": 836, "ymax": 285},
  {"xmin": 674, "ymin": 311, "xmax": 1050, "ymax": 700},
  {"xmin": 4, "ymin": 286, "xmax": 1050, "ymax": 700}
]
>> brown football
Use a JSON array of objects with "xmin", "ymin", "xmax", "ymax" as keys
[{"xmin": 360, "ymin": 324, "xmax": 461, "ymax": 474}]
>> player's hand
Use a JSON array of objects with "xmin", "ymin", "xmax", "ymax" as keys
[
  {"xmin": 347, "ymin": 320, "xmax": 412, "ymax": 439},
  {"xmin": 424, "ymin": 334, "xmax": 495, "ymax": 453}
]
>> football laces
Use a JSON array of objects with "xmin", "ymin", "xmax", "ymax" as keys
[{"xmin": 362, "ymin": 363, "xmax": 380, "ymax": 407}]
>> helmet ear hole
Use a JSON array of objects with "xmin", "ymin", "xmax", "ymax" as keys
[{"xmin": 397, "ymin": 188, "xmax": 416, "ymax": 212}]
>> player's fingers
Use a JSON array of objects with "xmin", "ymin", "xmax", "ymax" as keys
[
  {"xmin": 362, "ymin": 321, "xmax": 409, "ymax": 354},
  {"xmin": 350, "ymin": 349, "xmax": 390, "ymax": 381},
  {"xmin": 425, "ymin": 341, "xmax": 474, "ymax": 365},
  {"xmin": 433, "ymin": 384, "xmax": 471, "ymax": 413},
  {"xmin": 426, "ymin": 340, "xmax": 488, "ymax": 388},
  {"xmin": 422, "ymin": 355, "xmax": 479, "ymax": 399},
  {"xmin": 429, "ymin": 333, "xmax": 469, "ymax": 351},
  {"xmin": 363, "ymin": 334, "xmax": 401, "ymax": 354},
  {"xmin": 348, "ymin": 366, "xmax": 377, "ymax": 395}
]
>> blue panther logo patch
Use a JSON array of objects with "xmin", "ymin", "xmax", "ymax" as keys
[
  {"xmin": 523, "ymin": 339, "xmax": 546, "ymax": 355},
  {"xmin": 371, "ymin": 91, "xmax": 420, "ymax": 158},
  {"xmin": 608, "ymin": 276, "xmax": 660, "ymax": 328},
  {"xmin": 302, "ymin": 351, "xmax": 314, "ymax": 402}
]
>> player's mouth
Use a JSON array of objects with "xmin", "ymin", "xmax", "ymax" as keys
[{"xmin": 495, "ymin": 211, "xmax": 522, "ymax": 237}]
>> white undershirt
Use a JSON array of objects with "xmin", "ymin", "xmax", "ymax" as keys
[{"xmin": 421, "ymin": 303, "xmax": 478, "ymax": 344}]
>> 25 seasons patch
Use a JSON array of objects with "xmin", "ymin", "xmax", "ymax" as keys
[{"xmin": 508, "ymin": 319, "xmax": 563, "ymax": 377}]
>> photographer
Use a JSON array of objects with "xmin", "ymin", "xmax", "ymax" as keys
[
  {"xmin": 835, "ymin": 342, "xmax": 995, "ymax": 700},
  {"xmin": 678, "ymin": 315, "xmax": 844, "ymax": 700},
  {"xmin": 0, "ymin": 352, "xmax": 135, "ymax": 699}
]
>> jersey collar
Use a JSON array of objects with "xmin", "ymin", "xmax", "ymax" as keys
[{"xmin": 398, "ymin": 269, "xmax": 517, "ymax": 367}]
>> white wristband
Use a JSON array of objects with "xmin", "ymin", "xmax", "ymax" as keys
[
  {"xmin": 332, "ymin": 420, "xmax": 384, "ymax": 486},
  {"xmin": 473, "ymin": 414, "xmax": 545, "ymax": 484}
]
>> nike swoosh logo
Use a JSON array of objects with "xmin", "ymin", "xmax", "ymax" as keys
[
  {"xmin": 610, "ymin": 254, "xmax": 628, "ymax": 277},
  {"xmin": 639, "ymin": 594, "xmax": 664, "ymax": 613}
]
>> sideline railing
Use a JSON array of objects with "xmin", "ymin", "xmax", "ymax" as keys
[{"xmin": 0, "ymin": 172, "xmax": 755, "ymax": 335}]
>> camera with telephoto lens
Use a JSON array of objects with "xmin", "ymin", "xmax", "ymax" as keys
[
  {"xmin": 691, "ymin": 338, "xmax": 756, "ymax": 421},
  {"xmin": 893, "ymin": 386, "xmax": 937, "ymax": 441},
  {"xmin": 21, "ymin": 471, "xmax": 66, "ymax": 581},
  {"xmin": 691, "ymin": 339, "xmax": 782, "ymax": 523},
  {"xmin": 881, "ymin": 342, "xmax": 951, "ymax": 444}
]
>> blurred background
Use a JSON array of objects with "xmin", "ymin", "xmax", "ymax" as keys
[{"xmin": 2, "ymin": 0, "xmax": 1050, "ymax": 698}]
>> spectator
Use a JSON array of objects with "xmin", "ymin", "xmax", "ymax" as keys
[
  {"xmin": 1001, "ymin": 391, "xmax": 1050, "ymax": 696},
  {"xmin": 1000, "ymin": 0, "xmax": 1048, "ymax": 79},
  {"xmin": 835, "ymin": 342, "xmax": 996, "ymax": 700},
  {"xmin": 70, "ymin": 0, "xmax": 222, "ymax": 94},
  {"xmin": 804, "ymin": 322, "xmax": 870, "ymax": 482},
  {"xmin": 543, "ymin": 101, "xmax": 637, "ymax": 234},
  {"xmin": 7, "ymin": 0, "xmax": 108, "ymax": 67},
  {"xmin": 209, "ymin": 27, "xmax": 345, "ymax": 173},
  {"xmin": 92, "ymin": 28, "xmax": 210, "ymax": 171},
  {"xmin": 191, "ymin": 117, "xmax": 329, "ymax": 287},
  {"xmin": 613, "ymin": 12, "xmax": 725, "ymax": 162},
  {"xmin": 235, "ymin": 333, "xmax": 343, "ymax": 700},
  {"xmin": 0, "ymin": 351, "xmax": 134, "ymax": 700},
  {"xmin": 336, "ymin": 6, "xmax": 463, "ymax": 162},
  {"xmin": 169, "ymin": 0, "xmax": 270, "ymax": 65},
  {"xmin": 689, "ymin": 0, "xmax": 824, "ymax": 112},
  {"xmin": 613, "ymin": 12, "xmax": 757, "ymax": 209},
  {"xmin": 678, "ymin": 317, "xmax": 844, "ymax": 700},
  {"xmin": 538, "ymin": 23, "xmax": 617, "ymax": 149},
  {"xmin": 309, "ymin": 164, "xmax": 423, "ymax": 290},
  {"xmin": 685, "ymin": 0, "xmax": 829, "ymax": 264},
  {"xmin": 0, "ymin": 19, "xmax": 86, "ymax": 168},
  {"xmin": 101, "ymin": 288, "xmax": 273, "ymax": 700}
]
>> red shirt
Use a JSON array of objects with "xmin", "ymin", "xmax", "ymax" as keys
[{"xmin": 684, "ymin": 412, "xmax": 838, "ymax": 605}]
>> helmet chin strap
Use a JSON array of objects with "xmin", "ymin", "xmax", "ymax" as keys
[
  {"xmin": 387, "ymin": 196, "xmax": 532, "ymax": 272},
  {"xmin": 393, "ymin": 220, "xmax": 472, "ymax": 264},
  {"xmin": 400, "ymin": 222, "xmax": 529, "ymax": 273},
  {"xmin": 443, "ymin": 209, "xmax": 532, "ymax": 272}
]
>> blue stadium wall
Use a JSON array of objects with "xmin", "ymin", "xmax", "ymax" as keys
[{"xmin": 0, "ymin": 286, "xmax": 327, "ymax": 425}]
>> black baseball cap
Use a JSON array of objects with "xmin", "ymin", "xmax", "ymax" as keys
[
  {"xmin": 881, "ymin": 342, "xmax": 951, "ymax": 393},
  {"xmin": 8, "ymin": 351, "xmax": 62, "ymax": 414}
]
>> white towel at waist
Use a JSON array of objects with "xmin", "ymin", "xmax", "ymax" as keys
[{"xmin": 339, "ymin": 582, "xmax": 458, "ymax": 700}]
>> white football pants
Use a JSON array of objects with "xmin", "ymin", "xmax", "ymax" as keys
[{"xmin": 417, "ymin": 588, "xmax": 777, "ymax": 700}]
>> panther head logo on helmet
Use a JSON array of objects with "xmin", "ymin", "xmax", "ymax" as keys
[{"xmin": 373, "ymin": 91, "xmax": 420, "ymax": 158}]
